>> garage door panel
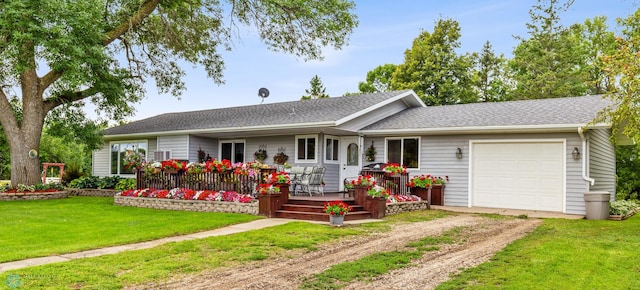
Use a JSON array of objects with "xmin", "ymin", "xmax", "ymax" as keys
[{"xmin": 472, "ymin": 142, "xmax": 564, "ymax": 212}]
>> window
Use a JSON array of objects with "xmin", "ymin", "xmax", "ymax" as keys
[
  {"xmin": 325, "ymin": 136, "xmax": 339, "ymax": 162},
  {"xmin": 386, "ymin": 137, "xmax": 419, "ymax": 169},
  {"xmin": 220, "ymin": 140, "xmax": 245, "ymax": 163},
  {"xmin": 296, "ymin": 135, "xmax": 317, "ymax": 163},
  {"xmin": 110, "ymin": 141, "xmax": 148, "ymax": 175},
  {"xmin": 347, "ymin": 143, "xmax": 358, "ymax": 166}
]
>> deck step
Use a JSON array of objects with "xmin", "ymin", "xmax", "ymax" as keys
[
  {"xmin": 276, "ymin": 198, "xmax": 371, "ymax": 221},
  {"xmin": 275, "ymin": 210, "xmax": 371, "ymax": 221}
]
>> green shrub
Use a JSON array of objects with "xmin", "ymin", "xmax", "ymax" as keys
[
  {"xmin": 69, "ymin": 176, "xmax": 101, "ymax": 189},
  {"xmin": 115, "ymin": 178, "xmax": 136, "ymax": 191},
  {"xmin": 62, "ymin": 164, "xmax": 85, "ymax": 185},
  {"xmin": 610, "ymin": 200, "xmax": 639, "ymax": 216},
  {"xmin": 99, "ymin": 176, "xmax": 123, "ymax": 189}
]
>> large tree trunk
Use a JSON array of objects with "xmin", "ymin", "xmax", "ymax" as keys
[{"xmin": 9, "ymin": 132, "xmax": 43, "ymax": 186}]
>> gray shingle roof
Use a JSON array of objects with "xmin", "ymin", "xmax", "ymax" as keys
[
  {"xmin": 361, "ymin": 95, "xmax": 612, "ymax": 132},
  {"xmin": 105, "ymin": 90, "xmax": 413, "ymax": 136}
]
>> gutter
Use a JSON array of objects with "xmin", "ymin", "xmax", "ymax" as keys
[{"xmin": 578, "ymin": 127, "xmax": 596, "ymax": 186}]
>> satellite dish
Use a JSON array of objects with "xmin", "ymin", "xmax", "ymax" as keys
[{"xmin": 258, "ymin": 87, "xmax": 269, "ymax": 103}]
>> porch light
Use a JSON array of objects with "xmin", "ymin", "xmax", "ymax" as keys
[
  {"xmin": 456, "ymin": 147, "xmax": 463, "ymax": 159},
  {"xmin": 572, "ymin": 147, "xmax": 580, "ymax": 160}
]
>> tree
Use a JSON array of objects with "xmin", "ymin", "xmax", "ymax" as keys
[
  {"xmin": 509, "ymin": 0, "xmax": 587, "ymax": 99},
  {"xmin": 391, "ymin": 18, "xmax": 476, "ymax": 106},
  {"xmin": 301, "ymin": 75, "xmax": 330, "ymax": 100},
  {"xmin": 571, "ymin": 16, "xmax": 617, "ymax": 95},
  {"xmin": 597, "ymin": 8, "xmax": 640, "ymax": 144},
  {"xmin": 0, "ymin": 0, "xmax": 358, "ymax": 185},
  {"xmin": 358, "ymin": 64, "xmax": 396, "ymax": 93},
  {"xmin": 471, "ymin": 41, "xmax": 512, "ymax": 102}
]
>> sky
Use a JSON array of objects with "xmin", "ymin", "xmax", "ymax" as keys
[{"xmin": 103, "ymin": 0, "xmax": 639, "ymax": 122}]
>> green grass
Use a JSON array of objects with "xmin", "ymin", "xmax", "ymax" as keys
[
  {"xmin": 0, "ymin": 196, "xmax": 260, "ymax": 262},
  {"xmin": 1, "ymin": 222, "xmax": 364, "ymax": 289},
  {"xmin": 438, "ymin": 215, "xmax": 640, "ymax": 289}
]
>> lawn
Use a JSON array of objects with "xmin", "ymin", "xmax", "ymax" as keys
[
  {"xmin": 437, "ymin": 215, "xmax": 640, "ymax": 289},
  {"xmin": 0, "ymin": 196, "xmax": 260, "ymax": 263}
]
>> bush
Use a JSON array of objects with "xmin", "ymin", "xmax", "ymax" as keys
[
  {"xmin": 115, "ymin": 178, "xmax": 136, "ymax": 191},
  {"xmin": 69, "ymin": 176, "xmax": 101, "ymax": 189},
  {"xmin": 62, "ymin": 164, "xmax": 85, "ymax": 185},
  {"xmin": 610, "ymin": 200, "xmax": 639, "ymax": 216},
  {"xmin": 98, "ymin": 176, "xmax": 123, "ymax": 189},
  {"xmin": 616, "ymin": 145, "xmax": 640, "ymax": 200}
]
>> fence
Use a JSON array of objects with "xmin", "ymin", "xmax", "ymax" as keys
[
  {"xmin": 136, "ymin": 168, "xmax": 277, "ymax": 195},
  {"xmin": 360, "ymin": 170, "xmax": 410, "ymax": 195}
]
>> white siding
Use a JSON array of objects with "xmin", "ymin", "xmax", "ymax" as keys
[
  {"xmin": 188, "ymin": 135, "xmax": 217, "ymax": 162},
  {"xmin": 157, "ymin": 135, "xmax": 189, "ymax": 160},
  {"xmin": 588, "ymin": 129, "xmax": 616, "ymax": 196},
  {"xmin": 92, "ymin": 143, "xmax": 111, "ymax": 177},
  {"xmin": 365, "ymin": 132, "xmax": 588, "ymax": 214}
]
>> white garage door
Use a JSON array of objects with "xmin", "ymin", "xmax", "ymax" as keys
[{"xmin": 471, "ymin": 141, "xmax": 564, "ymax": 212}]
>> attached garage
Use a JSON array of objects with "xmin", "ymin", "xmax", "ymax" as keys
[{"xmin": 471, "ymin": 140, "xmax": 565, "ymax": 212}]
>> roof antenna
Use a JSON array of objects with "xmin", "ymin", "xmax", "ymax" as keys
[
  {"xmin": 258, "ymin": 87, "xmax": 270, "ymax": 104},
  {"xmin": 290, "ymin": 107, "xmax": 296, "ymax": 115}
]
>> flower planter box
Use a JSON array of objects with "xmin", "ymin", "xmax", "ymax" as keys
[
  {"xmin": 431, "ymin": 184, "xmax": 444, "ymax": 206},
  {"xmin": 258, "ymin": 193, "xmax": 282, "ymax": 218},
  {"xmin": 411, "ymin": 187, "xmax": 431, "ymax": 208},
  {"xmin": 114, "ymin": 196, "xmax": 258, "ymax": 214},
  {"xmin": 366, "ymin": 196, "xmax": 386, "ymax": 219},
  {"xmin": 353, "ymin": 186, "xmax": 369, "ymax": 206},
  {"xmin": 329, "ymin": 215, "xmax": 344, "ymax": 226},
  {"xmin": 275, "ymin": 183, "xmax": 290, "ymax": 204}
]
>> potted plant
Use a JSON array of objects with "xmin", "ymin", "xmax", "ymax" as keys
[
  {"xmin": 273, "ymin": 152, "xmax": 289, "ymax": 165},
  {"xmin": 351, "ymin": 175, "xmax": 376, "ymax": 205},
  {"xmin": 123, "ymin": 149, "xmax": 143, "ymax": 172},
  {"xmin": 365, "ymin": 141, "xmax": 376, "ymax": 162},
  {"xmin": 366, "ymin": 185, "xmax": 389, "ymax": 218},
  {"xmin": 324, "ymin": 200, "xmax": 353, "ymax": 226},
  {"xmin": 382, "ymin": 163, "xmax": 407, "ymax": 176},
  {"xmin": 186, "ymin": 162, "xmax": 205, "ymax": 175},
  {"xmin": 205, "ymin": 159, "xmax": 232, "ymax": 173},
  {"xmin": 406, "ymin": 174, "xmax": 433, "ymax": 203},
  {"xmin": 431, "ymin": 175, "xmax": 449, "ymax": 206},
  {"xmin": 257, "ymin": 183, "xmax": 282, "ymax": 218},
  {"xmin": 265, "ymin": 171, "xmax": 291, "ymax": 202},
  {"xmin": 254, "ymin": 149, "xmax": 268, "ymax": 163},
  {"xmin": 161, "ymin": 159, "xmax": 185, "ymax": 173}
]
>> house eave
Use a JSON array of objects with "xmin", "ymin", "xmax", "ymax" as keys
[
  {"xmin": 359, "ymin": 123, "xmax": 611, "ymax": 136},
  {"xmin": 104, "ymin": 121, "xmax": 338, "ymax": 140}
]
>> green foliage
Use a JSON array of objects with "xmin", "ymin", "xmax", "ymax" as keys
[
  {"xmin": 596, "ymin": 9, "xmax": 640, "ymax": 145},
  {"xmin": 571, "ymin": 16, "xmax": 617, "ymax": 95},
  {"xmin": 391, "ymin": 18, "xmax": 476, "ymax": 105},
  {"xmin": 115, "ymin": 178, "xmax": 136, "ymax": 191},
  {"xmin": 472, "ymin": 41, "xmax": 512, "ymax": 102},
  {"xmin": 610, "ymin": 200, "xmax": 639, "ymax": 215},
  {"xmin": 301, "ymin": 75, "xmax": 330, "ymax": 100},
  {"xmin": 0, "ymin": 0, "xmax": 358, "ymax": 186},
  {"xmin": 358, "ymin": 64, "xmax": 397, "ymax": 93},
  {"xmin": 0, "ymin": 197, "xmax": 260, "ymax": 263},
  {"xmin": 98, "ymin": 176, "xmax": 124, "ymax": 189},
  {"xmin": 509, "ymin": 0, "xmax": 588, "ymax": 99},
  {"xmin": 439, "ymin": 216, "xmax": 640, "ymax": 289},
  {"xmin": 68, "ymin": 176, "xmax": 101, "ymax": 189},
  {"xmin": 62, "ymin": 163, "xmax": 85, "ymax": 184},
  {"xmin": 615, "ymin": 145, "xmax": 640, "ymax": 200}
]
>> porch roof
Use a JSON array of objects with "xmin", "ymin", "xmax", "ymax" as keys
[
  {"xmin": 105, "ymin": 90, "xmax": 423, "ymax": 138},
  {"xmin": 360, "ymin": 95, "xmax": 613, "ymax": 135}
]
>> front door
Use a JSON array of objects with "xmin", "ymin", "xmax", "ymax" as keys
[{"xmin": 340, "ymin": 137, "xmax": 360, "ymax": 191}]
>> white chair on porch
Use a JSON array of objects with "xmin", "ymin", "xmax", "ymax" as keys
[{"xmin": 297, "ymin": 167, "xmax": 325, "ymax": 196}]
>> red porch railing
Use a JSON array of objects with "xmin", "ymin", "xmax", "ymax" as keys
[{"xmin": 135, "ymin": 168, "xmax": 277, "ymax": 195}]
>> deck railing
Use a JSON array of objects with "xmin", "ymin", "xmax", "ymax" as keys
[
  {"xmin": 360, "ymin": 170, "xmax": 410, "ymax": 195},
  {"xmin": 135, "ymin": 168, "xmax": 277, "ymax": 195}
]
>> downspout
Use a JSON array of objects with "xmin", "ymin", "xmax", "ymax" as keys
[{"xmin": 578, "ymin": 127, "xmax": 596, "ymax": 186}]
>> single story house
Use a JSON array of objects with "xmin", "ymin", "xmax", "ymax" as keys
[{"xmin": 95, "ymin": 90, "xmax": 616, "ymax": 215}]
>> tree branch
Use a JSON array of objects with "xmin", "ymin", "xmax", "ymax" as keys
[
  {"xmin": 39, "ymin": 0, "xmax": 161, "ymax": 90},
  {"xmin": 43, "ymin": 87, "xmax": 99, "ymax": 112}
]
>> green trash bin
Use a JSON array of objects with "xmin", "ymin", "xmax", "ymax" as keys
[{"xmin": 583, "ymin": 191, "xmax": 611, "ymax": 220}]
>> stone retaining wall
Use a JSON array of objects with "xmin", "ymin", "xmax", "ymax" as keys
[
  {"xmin": 0, "ymin": 191, "xmax": 69, "ymax": 201},
  {"xmin": 67, "ymin": 188, "xmax": 119, "ymax": 197},
  {"xmin": 114, "ymin": 196, "xmax": 258, "ymax": 215},
  {"xmin": 385, "ymin": 201, "xmax": 430, "ymax": 215}
]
